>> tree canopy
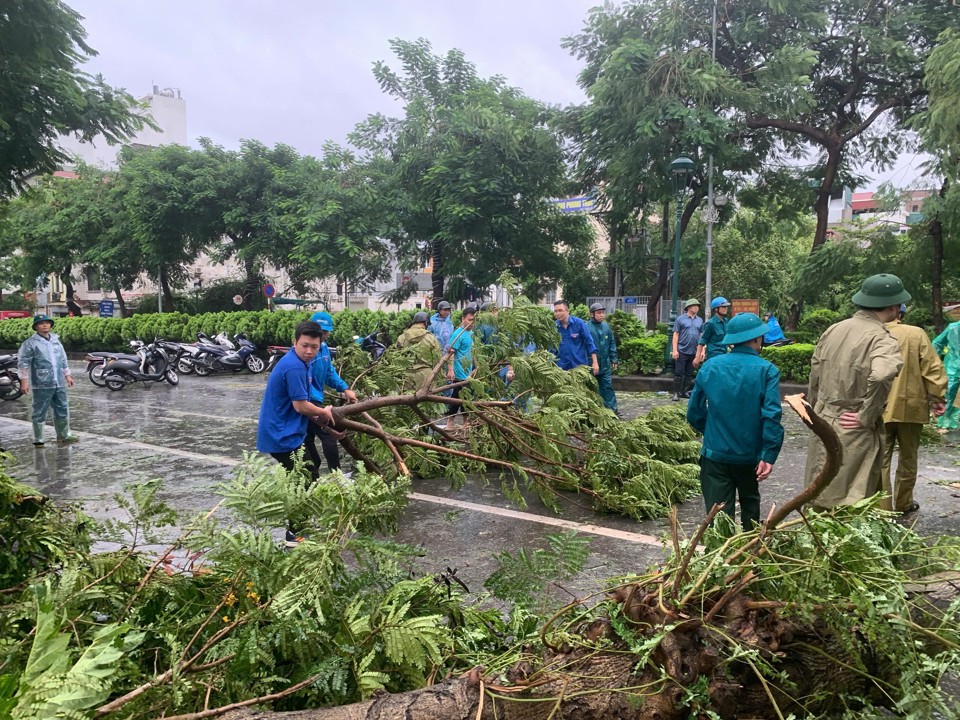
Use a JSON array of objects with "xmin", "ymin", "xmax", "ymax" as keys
[
  {"xmin": 0, "ymin": 0, "xmax": 151, "ymax": 196},
  {"xmin": 351, "ymin": 38, "xmax": 595, "ymax": 303}
]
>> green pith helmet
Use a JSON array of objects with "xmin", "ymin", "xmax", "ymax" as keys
[
  {"xmin": 32, "ymin": 314, "xmax": 55, "ymax": 328},
  {"xmin": 721, "ymin": 312, "xmax": 768, "ymax": 345},
  {"xmin": 851, "ymin": 273, "xmax": 911, "ymax": 308},
  {"xmin": 683, "ymin": 298, "xmax": 701, "ymax": 310}
]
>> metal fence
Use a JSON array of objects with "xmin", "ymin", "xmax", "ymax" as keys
[{"xmin": 586, "ymin": 295, "xmax": 669, "ymax": 324}]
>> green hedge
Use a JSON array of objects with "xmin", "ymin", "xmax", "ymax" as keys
[
  {"xmin": 618, "ymin": 334, "xmax": 669, "ymax": 375},
  {"xmin": 761, "ymin": 343, "xmax": 815, "ymax": 384}
]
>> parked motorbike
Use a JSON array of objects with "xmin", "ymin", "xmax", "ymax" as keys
[
  {"xmin": 0, "ymin": 353, "xmax": 22, "ymax": 401},
  {"xmin": 763, "ymin": 338, "xmax": 796, "ymax": 348},
  {"xmin": 192, "ymin": 332, "xmax": 264, "ymax": 375},
  {"xmin": 101, "ymin": 340, "xmax": 183, "ymax": 391},
  {"xmin": 86, "ymin": 340, "xmax": 145, "ymax": 386}
]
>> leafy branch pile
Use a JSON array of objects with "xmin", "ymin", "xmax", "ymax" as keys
[{"xmin": 325, "ymin": 295, "xmax": 701, "ymax": 520}]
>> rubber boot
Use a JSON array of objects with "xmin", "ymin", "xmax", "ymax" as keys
[
  {"xmin": 672, "ymin": 376, "xmax": 682, "ymax": 402},
  {"xmin": 681, "ymin": 374, "xmax": 694, "ymax": 399}
]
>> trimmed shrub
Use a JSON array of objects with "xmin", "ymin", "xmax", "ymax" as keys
[
  {"xmin": 798, "ymin": 308, "xmax": 842, "ymax": 338},
  {"xmin": 761, "ymin": 343, "xmax": 815, "ymax": 384},
  {"xmin": 618, "ymin": 334, "xmax": 669, "ymax": 375}
]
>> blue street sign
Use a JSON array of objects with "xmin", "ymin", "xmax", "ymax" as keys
[
  {"xmin": 98, "ymin": 300, "xmax": 115, "ymax": 318},
  {"xmin": 623, "ymin": 296, "xmax": 639, "ymax": 304},
  {"xmin": 263, "ymin": 283, "xmax": 276, "ymax": 298}
]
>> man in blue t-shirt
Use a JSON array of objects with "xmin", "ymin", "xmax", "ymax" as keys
[
  {"xmin": 257, "ymin": 320, "xmax": 335, "ymax": 473},
  {"xmin": 553, "ymin": 300, "xmax": 599, "ymax": 374},
  {"xmin": 672, "ymin": 299, "xmax": 704, "ymax": 401}
]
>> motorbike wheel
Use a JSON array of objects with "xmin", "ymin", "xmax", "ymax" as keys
[
  {"xmin": 104, "ymin": 371, "xmax": 128, "ymax": 392},
  {"xmin": 176, "ymin": 358, "xmax": 195, "ymax": 374},
  {"xmin": 164, "ymin": 368, "xmax": 179, "ymax": 386},
  {"xmin": 0, "ymin": 373, "xmax": 23, "ymax": 401},
  {"xmin": 194, "ymin": 362, "xmax": 213, "ymax": 377},
  {"xmin": 88, "ymin": 363, "xmax": 108, "ymax": 387},
  {"xmin": 245, "ymin": 355, "xmax": 265, "ymax": 373}
]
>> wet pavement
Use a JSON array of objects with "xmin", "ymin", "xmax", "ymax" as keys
[{"xmin": 2, "ymin": 361, "xmax": 960, "ymax": 597}]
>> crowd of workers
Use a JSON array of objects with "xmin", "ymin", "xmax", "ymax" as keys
[{"xmin": 10, "ymin": 274, "xmax": 960, "ymax": 540}]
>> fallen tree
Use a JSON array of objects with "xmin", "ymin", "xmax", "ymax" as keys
[
  {"xmin": 319, "ymin": 301, "xmax": 701, "ymax": 521},
  {"xmin": 58, "ymin": 394, "xmax": 954, "ymax": 720}
]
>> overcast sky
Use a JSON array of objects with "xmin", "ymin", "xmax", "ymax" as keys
[
  {"xmin": 66, "ymin": 0, "xmax": 597, "ymax": 156},
  {"xmin": 65, "ymin": 0, "xmax": 924, "ymax": 190}
]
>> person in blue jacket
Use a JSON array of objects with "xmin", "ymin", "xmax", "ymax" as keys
[
  {"xmin": 686, "ymin": 312, "xmax": 784, "ymax": 531},
  {"xmin": 763, "ymin": 312, "xmax": 787, "ymax": 344},
  {"xmin": 18, "ymin": 314, "xmax": 79, "ymax": 447},
  {"xmin": 553, "ymin": 300, "xmax": 599, "ymax": 374},
  {"xmin": 307, "ymin": 312, "xmax": 358, "ymax": 473},
  {"xmin": 428, "ymin": 300, "xmax": 455, "ymax": 349},
  {"xmin": 443, "ymin": 305, "xmax": 478, "ymax": 427}
]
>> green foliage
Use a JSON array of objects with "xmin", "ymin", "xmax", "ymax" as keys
[
  {"xmin": 0, "ymin": 455, "xmax": 519, "ymax": 716},
  {"xmin": 352, "ymin": 38, "xmax": 595, "ymax": 301},
  {"xmin": 760, "ymin": 343, "xmax": 815, "ymax": 384},
  {"xmin": 0, "ymin": 294, "xmax": 31, "ymax": 311},
  {"xmin": 485, "ymin": 531, "xmax": 591, "ymax": 610},
  {"xmin": 605, "ymin": 310, "xmax": 645, "ymax": 346},
  {"xmin": 798, "ymin": 308, "xmax": 842, "ymax": 337},
  {"xmin": 0, "ymin": 0, "xmax": 151, "ymax": 196},
  {"xmin": 618, "ymin": 334, "xmax": 668, "ymax": 375}
]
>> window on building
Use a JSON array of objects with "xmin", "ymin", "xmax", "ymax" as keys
[
  {"xmin": 85, "ymin": 267, "xmax": 101, "ymax": 292},
  {"xmin": 912, "ymin": 205, "xmax": 919, "ymax": 212}
]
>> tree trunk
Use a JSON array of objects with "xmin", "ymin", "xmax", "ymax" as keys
[
  {"xmin": 159, "ymin": 266, "xmax": 176, "ymax": 312},
  {"xmin": 810, "ymin": 145, "xmax": 842, "ymax": 253},
  {"xmin": 646, "ymin": 200, "xmax": 670, "ymax": 331},
  {"xmin": 930, "ymin": 177, "xmax": 948, "ymax": 333},
  {"xmin": 112, "ymin": 281, "xmax": 128, "ymax": 318},
  {"xmin": 64, "ymin": 275, "xmax": 82, "ymax": 316},
  {"xmin": 430, "ymin": 238, "xmax": 445, "ymax": 302},
  {"xmin": 243, "ymin": 256, "xmax": 260, "ymax": 311}
]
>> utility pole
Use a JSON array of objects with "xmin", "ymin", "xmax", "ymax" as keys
[{"xmin": 704, "ymin": 0, "xmax": 718, "ymax": 315}]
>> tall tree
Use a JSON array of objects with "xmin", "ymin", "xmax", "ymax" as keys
[
  {"xmin": 287, "ymin": 145, "xmax": 399, "ymax": 296},
  {"xmin": 911, "ymin": 29, "xmax": 960, "ymax": 330},
  {"xmin": 562, "ymin": 0, "xmax": 958, "ymax": 255},
  {"xmin": 351, "ymin": 38, "xmax": 593, "ymax": 302},
  {"xmin": 0, "ymin": 0, "xmax": 151, "ymax": 196},
  {"xmin": 199, "ymin": 139, "xmax": 305, "ymax": 309},
  {"xmin": 115, "ymin": 145, "xmax": 223, "ymax": 310}
]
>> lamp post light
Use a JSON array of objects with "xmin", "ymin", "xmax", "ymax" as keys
[{"xmin": 669, "ymin": 155, "xmax": 696, "ymax": 323}]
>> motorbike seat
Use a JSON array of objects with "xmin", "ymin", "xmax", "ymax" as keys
[{"xmin": 0, "ymin": 354, "xmax": 16, "ymax": 364}]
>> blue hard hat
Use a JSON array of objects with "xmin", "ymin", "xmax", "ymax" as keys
[
  {"xmin": 710, "ymin": 297, "xmax": 731, "ymax": 310},
  {"xmin": 900, "ymin": 303, "xmax": 907, "ymax": 314},
  {"xmin": 310, "ymin": 311, "xmax": 334, "ymax": 332}
]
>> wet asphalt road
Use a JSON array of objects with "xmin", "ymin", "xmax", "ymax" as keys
[{"xmin": 2, "ymin": 361, "xmax": 960, "ymax": 597}]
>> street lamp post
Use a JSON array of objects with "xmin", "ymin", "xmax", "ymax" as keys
[{"xmin": 669, "ymin": 155, "xmax": 696, "ymax": 323}]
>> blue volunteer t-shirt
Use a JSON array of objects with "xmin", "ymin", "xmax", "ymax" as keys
[
  {"xmin": 448, "ymin": 326, "xmax": 475, "ymax": 380},
  {"xmin": 555, "ymin": 315, "xmax": 598, "ymax": 370},
  {"xmin": 257, "ymin": 348, "xmax": 314, "ymax": 454}
]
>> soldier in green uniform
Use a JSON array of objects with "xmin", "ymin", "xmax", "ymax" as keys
[
  {"xmin": 687, "ymin": 313, "xmax": 783, "ymax": 530},
  {"xmin": 587, "ymin": 303, "xmax": 619, "ymax": 414},
  {"xmin": 804, "ymin": 274, "xmax": 908, "ymax": 510},
  {"xmin": 395, "ymin": 311, "xmax": 442, "ymax": 393},
  {"xmin": 18, "ymin": 314, "xmax": 79, "ymax": 447},
  {"xmin": 695, "ymin": 296, "xmax": 732, "ymax": 366}
]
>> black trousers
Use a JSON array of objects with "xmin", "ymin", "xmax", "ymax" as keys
[
  {"xmin": 699, "ymin": 456, "xmax": 761, "ymax": 531},
  {"xmin": 444, "ymin": 386, "xmax": 463, "ymax": 417},
  {"xmin": 305, "ymin": 423, "xmax": 341, "ymax": 472},
  {"xmin": 269, "ymin": 441, "xmax": 319, "ymax": 479}
]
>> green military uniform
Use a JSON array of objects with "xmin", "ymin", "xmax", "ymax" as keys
[
  {"xmin": 804, "ymin": 275, "xmax": 909, "ymax": 510},
  {"xmin": 687, "ymin": 313, "xmax": 783, "ymax": 530},
  {"xmin": 698, "ymin": 314, "xmax": 729, "ymax": 362},
  {"xmin": 587, "ymin": 317, "xmax": 619, "ymax": 412},
  {"xmin": 933, "ymin": 321, "xmax": 960, "ymax": 430},
  {"xmin": 395, "ymin": 325, "xmax": 442, "ymax": 393},
  {"xmin": 881, "ymin": 319, "xmax": 947, "ymax": 512}
]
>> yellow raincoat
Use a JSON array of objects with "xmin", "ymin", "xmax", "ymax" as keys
[{"xmin": 804, "ymin": 311, "xmax": 903, "ymax": 509}]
